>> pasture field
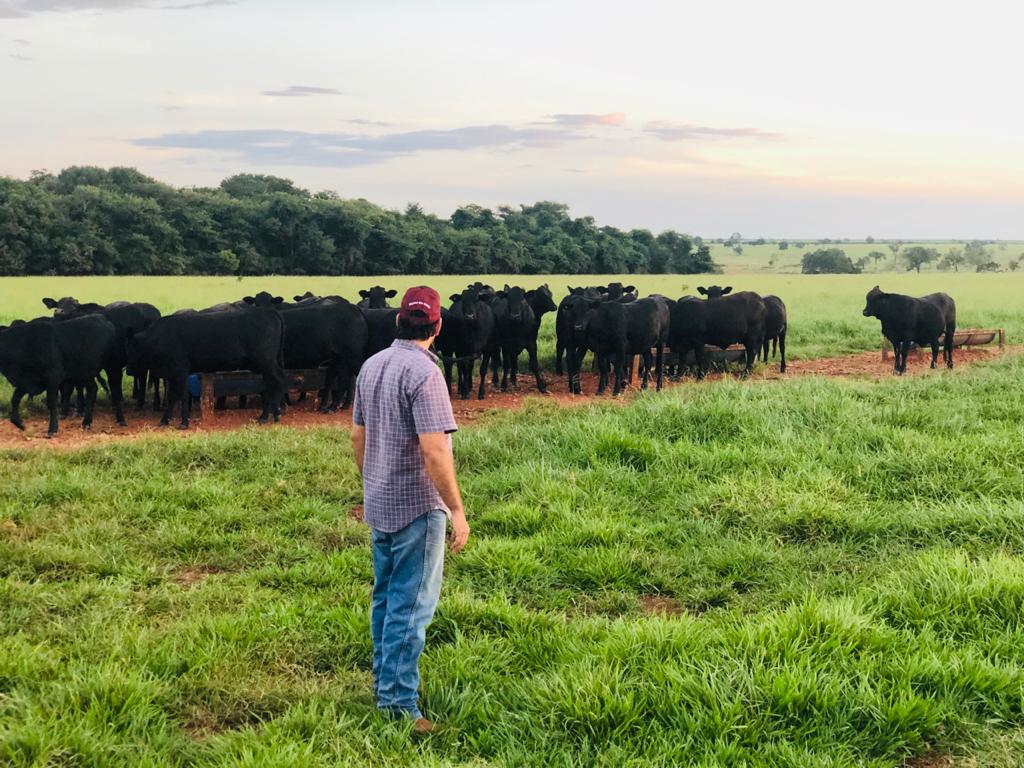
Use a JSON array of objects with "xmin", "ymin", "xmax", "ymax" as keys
[
  {"xmin": 3, "ymin": 356, "xmax": 1024, "ymax": 765},
  {"xmin": 707, "ymin": 241, "xmax": 1024, "ymax": 273}
]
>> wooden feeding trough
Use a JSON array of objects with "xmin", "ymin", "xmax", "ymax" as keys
[
  {"xmin": 627, "ymin": 344, "xmax": 748, "ymax": 383},
  {"xmin": 881, "ymin": 328, "xmax": 1005, "ymax": 360},
  {"xmin": 195, "ymin": 368, "xmax": 328, "ymax": 419}
]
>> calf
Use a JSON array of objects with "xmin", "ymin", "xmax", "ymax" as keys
[
  {"xmin": 580, "ymin": 297, "xmax": 670, "ymax": 395},
  {"xmin": 670, "ymin": 289, "xmax": 767, "ymax": 378},
  {"xmin": 862, "ymin": 286, "xmax": 956, "ymax": 374},
  {"xmin": 357, "ymin": 286, "xmax": 397, "ymax": 309},
  {"xmin": 0, "ymin": 315, "xmax": 117, "ymax": 436},
  {"xmin": 127, "ymin": 292, "xmax": 286, "ymax": 429},
  {"xmin": 489, "ymin": 285, "xmax": 547, "ymax": 393},
  {"xmin": 761, "ymin": 296, "xmax": 788, "ymax": 373},
  {"xmin": 435, "ymin": 286, "xmax": 494, "ymax": 400}
]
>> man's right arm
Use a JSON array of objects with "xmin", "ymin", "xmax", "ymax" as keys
[{"xmin": 419, "ymin": 432, "xmax": 470, "ymax": 553}]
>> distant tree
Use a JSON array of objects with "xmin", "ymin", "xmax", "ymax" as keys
[
  {"xmin": 868, "ymin": 250, "xmax": 886, "ymax": 266},
  {"xmin": 901, "ymin": 246, "xmax": 938, "ymax": 273},
  {"xmin": 866, "ymin": 235, "xmax": 875, "ymax": 243},
  {"xmin": 794, "ymin": 241, "xmax": 806, "ymax": 249},
  {"xmin": 854, "ymin": 255, "xmax": 870, "ymax": 271},
  {"xmin": 777, "ymin": 240, "xmax": 789, "ymax": 250},
  {"xmin": 727, "ymin": 231, "xmax": 742, "ymax": 246},
  {"xmin": 1007, "ymin": 257, "xmax": 1020, "ymax": 272},
  {"xmin": 976, "ymin": 261, "xmax": 1001, "ymax": 272},
  {"xmin": 732, "ymin": 244, "xmax": 743, "ymax": 255},
  {"xmin": 801, "ymin": 248, "xmax": 860, "ymax": 274},
  {"xmin": 751, "ymin": 237, "xmax": 766, "ymax": 246},
  {"xmin": 964, "ymin": 240, "xmax": 993, "ymax": 269},
  {"xmin": 888, "ymin": 241, "xmax": 903, "ymax": 260},
  {"xmin": 937, "ymin": 247, "xmax": 965, "ymax": 272}
]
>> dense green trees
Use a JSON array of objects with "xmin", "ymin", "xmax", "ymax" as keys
[
  {"xmin": 0, "ymin": 168, "xmax": 717, "ymax": 276},
  {"xmin": 800, "ymin": 248, "xmax": 860, "ymax": 274}
]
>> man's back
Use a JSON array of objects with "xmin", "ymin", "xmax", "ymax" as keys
[{"xmin": 353, "ymin": 340, "xmax": 457, "ymax": 533}]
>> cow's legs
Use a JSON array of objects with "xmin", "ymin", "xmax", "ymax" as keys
[
  {"xmin": 490, "ymin": 348, "xmax": 501, "ymax": 388},
  {"xmin": 500, "ymin": 344, "xmax": 512, "ymax": 391},
  {"xmin": 946, "ymin": 327, "xmax": 955, "ymax": 368},
  {"xmin": 258, "ymin": 366, "xmax": 286, "ymax": 423},
  {"xmin": 177, "ymin": 374, "xmax": 191, "ymax": 429},
  {"xmin": 82, "ymin": 379, "xmax": 98, "ymax": 430},
  {"xmin": 930, "ymin": 340, "xmax": 940, "ymax": 369},
  {"xmin": 477, "ymin": 350, "xmax": 490, "ymax": 400},
  {"xmin": 152, "ymin": 377, "xmax": 162, "ymax": 411},
  {"xmin": 654, "ymin": 343, "xmax": 665, "ymax": 392},
  {"xmin": 59, "ymin": 382, "xmax": 74, "ymax": 419},
  {"xmin": 596, "ymin": 354, "xmax": 608, "ymax": 396},
  {"xmin": 555, "ymin": 338, "xmax": 565, "ymax": 376},
  {"xmin": 46, "ymin": 383, "xmax": 60, "ymax": 437},
  {"xmin": 9, "ymin": 388, "xmax": 26, "ymax": 431},
  {"xmin": 526, "ymin": 339, "xmax": 547, "ymax": 394},
  {"xmin": 159, "ymin": 379, "xmax": 177, "ymax": 426},
  {"xmin": 107, "ymin": 367, "xmax": 127, "ymax": 426},
  {"xmin": 762, "ymin": 336, "xmax": 770, "ymax": 364},
  {"xmin": 612, "ymin": 351, "xmax": 627, "ymax": 396},
  {"xmin": 778, "ymin": 331, "xmax": 787, "ymax": 373},
  {"xmin": 442, "ymin": 355, "xmax": 454, "ymax": 396},
  {"xmin": 640, "ymin": 350, "xmax": 654, "ymax": 390}
]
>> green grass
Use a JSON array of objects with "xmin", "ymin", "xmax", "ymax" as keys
[{"xmin": 3, "ymin": 355, "xmax": 1024, "ymax": 765}]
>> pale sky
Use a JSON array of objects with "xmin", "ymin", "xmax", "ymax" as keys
[{"xmin": 3, "ymin": 0, "xmax": 1023, "ymax": 238}]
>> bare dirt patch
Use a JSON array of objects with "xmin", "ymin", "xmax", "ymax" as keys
[
  {"xmin": 903, "ymin": 754, "xmax": 953, "ymax": 768},
  {"xmin": 348, "ymin": 504, "xmax": 364, "ymax": 522},
  {"xmin": 171, "ymin": 565, "xmax": 224, "ymax": 588},
  {"xmin": 0, "ymin": 346, "xmax": 1013, "ymax": 449},
  {"xmin": 639, "ymin": 594, "xmax": 683, "ymax": 617}
]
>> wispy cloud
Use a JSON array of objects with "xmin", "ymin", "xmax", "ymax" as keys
[
  {"xmin": 346, "ymin": 118, "xmax": 393, "ymax": 127},
  {"xmin": 8, "ymin": 53, "xmax": 31, "ymax": 60},
  {"xmin": 13, "ymin": 38, "xmax": 30, "ymax": 45},
  {"xmin": 262, "ymin": 85, "xmax": 342, "ymax": 98},
  {"xmin": 134, "ymin": 123, "xmax": 588, "ymax": 167},
  {"xmin": 644, "ymin": 121, "xmax": 784, "ymax": 141},
  {"xmin": 542, "ymin": 112, "xmax": 626, "ymax": 127},
  {"xmin": 0, "ymin": 0, "xmax": 232, "ymax": 17}
]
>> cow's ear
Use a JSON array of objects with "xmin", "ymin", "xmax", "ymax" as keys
[
  {"xmin": 504, "ymin": 283, "xmax": 511, "ymax": 291},
  {"xmin": 449, "ymin": 293, "xmax": 460, "ymax": 302},
  {"xmin": 42, "ymin": 297, "xmax": 58, "ymax": 309},
  {"xmin": 723, "ymin": 286, "xmax": 733, "ymax": 295},
  {"xmin": 273, "ymin": 296, "xmax": 284, "ymax": 305},
  {"xmin": 385, "ymin": 289, "xmax": 397, "ymax": 298},
  {"xmin": 624, "ymin": 285, "xmax": 636, "ymax": 293},
  {"xmin": 359, "ymin": 290, "xmax": 370, "ymax": 299},
  {"xmin": 242, "ymin": 296, "xmax": 255, "ymax": 304},
  {"xmin": 697, "ymin": 287, "xmax": 707, "ymax": 295}
]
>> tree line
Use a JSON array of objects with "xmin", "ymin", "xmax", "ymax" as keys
[
  {"xmin": 800, "ymin": 242, "xmax": 1018, "ymax": 274},
  {"xmin": 0, "ymin": 167, "xmax": 718, "ymax": 276}
]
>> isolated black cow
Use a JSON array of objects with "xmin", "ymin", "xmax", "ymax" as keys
[
  {"xmin": 357, "ymin": 286, "xmax": 397, "ymax": 309},
  {"xmin": 279, "ymin": 298, "xmax": 368, "ymax": 411},
  {"xmin": 0, "ymin": 315, "xmax": 117, "ymax": 436},
  {"xmin": 762, "ymin": 295, "xmax": 788, "ymax": 373},
  {"xmin": 435, "ymin": 286, "xmax": 494, "ymax": 400},
  {"xmin": 127, "ymin": 291, "xmax": 286, "ymax": 429},
  {"xmin": 41, "ymin": 297, "xmax": 161, "ymax": 416},
  {"xmin": 574, "ymin": 296, "xmax": 670, "ymax": 395},
  {"xmin": 488, "ymin": 285, "xmax": 547, "ymax": 393},
  {"xmin": 863, "ymin": 286, "xmax": 956, "ymax": 374},
  {"xmin": 670, "ymin": 288, "xmax": 767, "ymax": 377}
]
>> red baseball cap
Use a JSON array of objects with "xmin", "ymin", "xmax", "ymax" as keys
[{"xmin": 398, "ymin": 286, "xmax": 442, "ymax": 324}]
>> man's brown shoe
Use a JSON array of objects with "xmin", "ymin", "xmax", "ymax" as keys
[{"xmin": 412, "ymin": 717, "xmax": 436, "ymax": 734}]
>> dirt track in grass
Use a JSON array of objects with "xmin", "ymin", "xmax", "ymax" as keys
[{"xmin": 0, "ymin": 345, "xmax": 1014, "ymax": 449}]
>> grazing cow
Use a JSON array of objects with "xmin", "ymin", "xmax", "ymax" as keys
[
  {"xmin": 862, "ymin": 286, "xmax": 956, "ymax": 374},
  {"xmin": 127, "ymin": 292, "xmax": 286, "ymax": 429},
  {"xmin": 762, "ymin": 295, "xmax": 788, "ymax": 373},
  {"xmin": 357, "ymin": 286, "xmax": 397, "ymax": 309},
  {"xmin": 435, "ymin": 286, "xmax": 494, "ymax": 400},
  {"xmin": 41, "ymin": 297, "xmax": 161, "ymax": 417},
  {"xmin": 279, "ymin": 298, "xmax": 368, "ymax": 411},
  {"xmin": 0, "ymin": 315, "xmax": 117, "ymax": 436},
  {"xmin": 489, "ymin": 285, "xmax": 547, "ymax": 393},
  {"xmin": 670, "ymin": 289, "xmax": 767, "ymax": 378},
  {"xmin": 575, "ymin": 297, "xmax": 670, "ymax": 395}
]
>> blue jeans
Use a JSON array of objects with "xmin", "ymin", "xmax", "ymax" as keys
[{"xmin": 371, "ymin": 510, "xmax": 446, "ymax": 719}]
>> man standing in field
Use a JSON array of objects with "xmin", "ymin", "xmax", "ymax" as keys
[{"xmin": 350, "ymin": 286, "xmax": 470, "ymax": 733}]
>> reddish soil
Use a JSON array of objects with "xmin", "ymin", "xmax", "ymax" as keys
[
  {"xmin": 0, "ymin": 346, "xmax": 1012, "ymax": 450},
  {"xmin": 171, "ymin": 565, "xmax": 224, "ymax": 588},
  {"xmin": 638, "ymin": 594, "xmax": 683, "ymax": 617},
  {"xmin": 903, "ymin": 754, "xmax": 953, "ymax": 768}
]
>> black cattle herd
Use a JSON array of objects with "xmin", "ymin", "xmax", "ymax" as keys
[{"xmin": 0, "ymin": 283, "xmax": 956, "ymax": 436}]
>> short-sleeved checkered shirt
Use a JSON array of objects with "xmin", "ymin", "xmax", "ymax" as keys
[{"xmin": 353, "ymin": 339, "xmax": 458, "ymax": 533}]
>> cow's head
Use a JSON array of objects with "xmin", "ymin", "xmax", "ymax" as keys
[
  {"xmin": 243, "ymin": 292, "xmax": 284, "ymax": 308},
  {"xmin": 863, "ymin": 286, "xmax": 885, "ymax": 318},
  {"xmin": 358, "ymin": 285, "xmax": 397, "ymax": 308},
  {"xmin": 42, "ymin": 296, "xmax": 81, "ymax": 316},
  {"xmin": 294, "ymin": 291, "xmax": 319, "ymax": 303},
  {"xmin": 527, "ymin": 284, "xmax": 557, "ymax": 314},
  {"xmin": 453, "ymin": 286, "xmax": 483, "ymax": 320},
  {"xmin": 503, "ymin": 285, "xmax": 528, "ymax": 321},
  {"xmin": 604, "ymin": 282, "xmax": 635, "ymax": 300},
  {"xmin": 697, "ymin": 285, "xmax": 732, "ymax": 299},
  {"xmin": 566, "ymin": 294, "xmax": 599, "ymax": 332}
]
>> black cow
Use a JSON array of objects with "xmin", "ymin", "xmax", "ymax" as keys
[
  {"xmin": 762, "ymin": 295, "xmax": 788, "ymax": 373},
  {"xmin": 863, "ymin": 286, "xmax": 956, "ymax": 374},
  {"xmin": 435, "ymin": 286, "xmax": 494, "ymax": 400},
  {"xmin": 555, "ymin": 286, "xmax": 603, "ymax": 375},
  {"xmin": 127, "ymin": 291, "xmax": 286, "ymax": 429},
  {"xmin": 279, "ymin": 298, "xmax": 368, "ymax": 411},
  {"xmin": 574, "ymin": 297, "xmax": 670, "ymax": 395},
  {"xmin": 357, "ymin": 286, "xmax": 397, "ymax": 309},
  {"xmin": 670, "ymin": 289, "xmax": 767, "ymax": 378},
  {"xmin": 0, "ymin": 315, "xmax": 117, "ymax": 436},
  {"xmin": 361, "ymin": 307, "xmax": 401, "ymax": 358},
  {"xmin": 604, "ymin": 282, "xmax": 637, "ymax": 302},
  {"xmin": 41, "ymin": 297, "xmax": 161, "ymax": 416},
  {"xmin": 489, "ymin": 285, "xmax": 547, "ymax": 393}
]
